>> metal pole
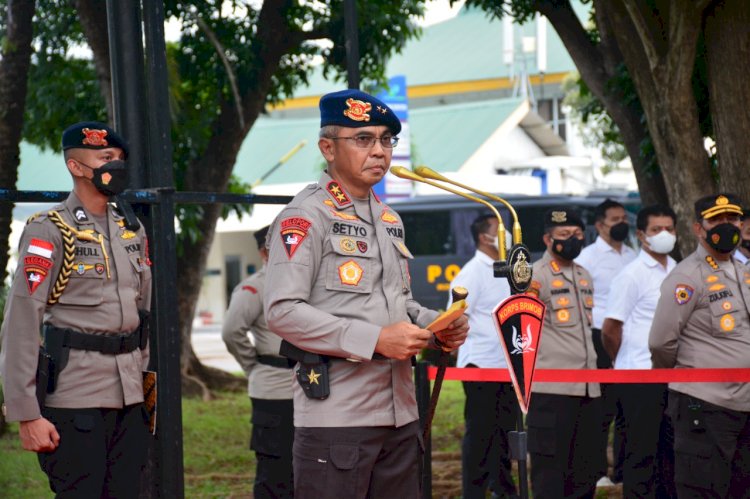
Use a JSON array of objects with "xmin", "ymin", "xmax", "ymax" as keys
[
  {"xmin": 105, "ymin": 0, "xmax": 148, "ymax": 188},
  {"xmin": 343, "ymin": 0, "xmax": 360, "ymax": 89},
  {"xmin": 509, "ymin": 408, "xmax": 529, "ymax": 499},
  {"xmin": 415, "ymin": 361, "xmax": 432, "ymax": 499},
  {"xmin": 143, "ymin": 1, "xmax": 185, "ymax": 498}
]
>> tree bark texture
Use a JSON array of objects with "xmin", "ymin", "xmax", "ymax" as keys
[
  {"xmin": 0, "ymin": 0, "xmax": 37, "ymax": 433},
  {"xmin": 74, "ymin": 0, "xmax": 113, "ymax": 120},
  {"xmin": 0, "ymin": 0, "xmax": 36, "ymax": 282},
  {"xmin": 603, "ymin": 0, "xmax": 713, "ymax": 256},
  {"xmin": 703, "ymin": 0, "xmax": 750, "ymax": 203},
  {"xmin": 537, "ymin": 0, "xmax": 669, "ymax": 206}
]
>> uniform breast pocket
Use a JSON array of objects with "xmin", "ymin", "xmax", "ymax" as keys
[
  {"xmin": 708, "ymin": 298, "xmax": 742, "ymax": 336},
  {"xmin": 129, "ymin": 254, "xmax": 147, "ymax": 290},
  {"xmin": 549, "ymin": 293, "xmax": 576, "ymax": 328},
  {"xmin": 325, "ymin": 236, "xmax": 373, "ymax": 294},
  {"xmin": 390, "ymin": 238, "xmax": 413, "ymax": 292},
  {"xmin": 57, "ymin": 265, "xmax": 105, "ymax": 306}
]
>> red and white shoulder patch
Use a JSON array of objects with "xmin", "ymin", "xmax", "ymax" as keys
[
  {"xmin": 280, "ymin": 217, "xmax": 312, "ymax": 259},
  {"xmin": 27, "ymin": 238, "xmax": 54, "ymax": 258}
]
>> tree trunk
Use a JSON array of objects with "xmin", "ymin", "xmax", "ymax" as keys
[
  {"xmin": 703, "ymin": 0, "xmax": 750, "ymax": 202},
  {"xmin": 603, "ymin": 0, "xmax": 713, "ymax": 256},
  {"xmin": 74, "ymin": 0, "xmax": 113, "ymax": 120},
  {"xmin": 0, "ymin": 0, "xmax": 37, "ymax": 434},
  {"xmin": 537, "ymin": 0, "xmax": 669, "ymax": 207}
]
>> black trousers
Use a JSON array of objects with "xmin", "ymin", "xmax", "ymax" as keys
[
  {"xmin": 461, "ymin": 379, "xmax": 517, "ymax": 499},
  {"xmin": 668, "ymin": 391, "xmax": 750, "ymax": 498},
  {"xmin": 527, "ymin": 393, "xmax": 602, "ymax": 498},
  {"xmin": 37, "ymin": 404, "xmax": 148, "ymax": 498},
  {"xmin": 293, "ymin": 421, "xmax": 422, "ymax": 499},
  {"xmin": 250, "ymin": 398, "xmax": 294, "ymax": 499},
  {"xmin": 612, "ymin": 383, "xmax": 674, "ymax": 498}
]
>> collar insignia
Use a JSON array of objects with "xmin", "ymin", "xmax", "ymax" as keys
[
  {"xmin": 73, "ymin": 207, "xmax": 89, "ymax": 222},
  {"xmin": 343, "ymin": 98, "xmax": 372, "ymax": 122},
  {"xmin": 550, "ymin": 260, "xmax": 561, "ymax": 273},
  {"xmin": 705, "ymin": 255, "xmax": 719, "ymax": 270}
]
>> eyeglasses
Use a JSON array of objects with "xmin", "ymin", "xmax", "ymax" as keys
[{"xmin": 329, "ymin": 134, "xmax": 399, "ymax": 149}]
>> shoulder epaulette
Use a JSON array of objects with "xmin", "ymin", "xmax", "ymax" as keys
[{"xmin": 26, "ymin": 212, "xmax": 45, "ymax": 224}]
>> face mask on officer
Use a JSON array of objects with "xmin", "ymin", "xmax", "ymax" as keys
[
  {"xmin": 608, "ymin": 222, "xmax": 630, "ymax": 242},
  {"xmin": 645, "ymin": 230, "xmax": 676, "ymax": 254},
  {"xmin": 551, "ymin": 236, "xmax": 584, "ymax": 261},
  {"xmin": 704, "ymin": 222, "xmax": 741, "ymax": 253},
  {"xmin": 77, "ymin": 159, "xmax": 129, "ymax": 196}
]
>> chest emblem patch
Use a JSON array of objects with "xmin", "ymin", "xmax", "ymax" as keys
[
  {"xmin": 556, "ymin": 309, "xmax": 570, "ymax": 323},
  {"xmin": 551, "ymin": 279, "xmax": 564, "ymax": 288},
  {"xmin": 706, "ymin": 275, "xmax": 719, "ymax": 283},
  {"xmin": 722, "ymin": 301, "xmax": 732, "ymax": 311},
  {"xmin": 340, "ymin": 237, "xmax": 356, "ymax": 254},
  {"xmin": 338, "ymin": 260, "xmax": 363, "ymax": 286},
  {"xmin": 708, "ymin": 283, "xmax": 725, "ymax": 292},
  {"xmin": 280, "ymin": 217, "xmax": 312, "ymax": 260},
  {"xmin": 357, "ymin": 241, "xmax": 368, "ymax": 253},
  {"xmin": 674, "ymin": 284, "xmax": 694, "ymax": 305},
  {"xmin": 557, "ymin": 297, "xmax": 570, "ymax": 307},
  {"xmin": 720, "ymin": 313, "xmax": 735, "ymax": 332},
  {"xmin": 381, "ymin": 210, "xmax": 398, "ymax": 224},
  {"xmin": 76, "ymin": 262, "xmax": 95, "ymax": 275}
]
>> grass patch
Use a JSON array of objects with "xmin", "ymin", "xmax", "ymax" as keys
[{"xmin": 0, "ymin": 382, "xmax": 466, "ymax": 498}]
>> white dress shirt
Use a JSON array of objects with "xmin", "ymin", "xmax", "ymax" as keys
[
  {"xmin": 450, "ymin": 250, "xmax": 511, "ymax": 368},
  {"xmin": 605, "ymin": 250, "xmax": 676, "ymax": 369},
  {"xmin": 576, "ymin": 236, "xmax": 637, "ymax": 328}
]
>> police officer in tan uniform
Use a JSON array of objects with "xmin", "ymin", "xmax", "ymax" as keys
[
  {"xmin": 526, "ymin": 208, "xmax": 601, "ymax": 498},
  {"xmin": 0, "ymin": 122, "xmax": 152, "ymax": 497},
  {"xmin": 222, "ymin": 225, "xmax": 293, "ymax": 498},
  {"xmin": 264, "ymin": 89, "xmax": 469, "ymax": 499},
  {"xmin": 649, "ymin": 193, "xmax": 750, "ymax": 497}
]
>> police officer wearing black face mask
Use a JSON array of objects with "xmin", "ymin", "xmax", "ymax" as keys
[
  {"xmin": 526, "ymin": 208, "xmax": 602, "ymax": 498},
  {"xmin": 649, "ymin": 193, "xmax": 750, "ymax": 498}
]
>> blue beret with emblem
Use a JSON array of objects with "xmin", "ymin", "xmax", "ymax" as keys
[
  {"xmin": 62, "ymin": 121, "xmax": 129, "ymax": 157},
  {"xmin": 319, "ymin": 89, "xmax": 401, "ymax": 135}
]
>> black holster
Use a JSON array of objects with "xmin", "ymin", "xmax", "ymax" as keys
[
  {"xmin": 280, "ymin": 340, "xmax": 330, "ymax": 400},
  {"xmin": 35, "ymin": 348, "xmax": 55, "ymax": 410}
]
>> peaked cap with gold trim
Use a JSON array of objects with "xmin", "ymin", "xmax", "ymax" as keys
[
  {"xmin": 694, "ymin": 193, "xmax": 744, "ymax": 220},
  {"xmin": 319, "ymin": 89, "xmax": 401, "ymax": 134}
]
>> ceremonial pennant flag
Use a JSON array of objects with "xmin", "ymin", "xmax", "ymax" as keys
[{"xmin": 493, "ymin": 294, "xmax": 546, "ymax": 414}]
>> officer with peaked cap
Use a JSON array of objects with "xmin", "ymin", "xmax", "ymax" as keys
[
  {"xmin": 526, "ymin": 207, "xmax": 602, "ymax": 497},
  {"xmin": 264, "ymin": 89, "xmax": 468, "ymax": 498},
  {"xmin": 649, "ymin": 193, "xmax": 750, "ymax": 497},
  {"xmin": 0, "ymin": 121, "xmax": 152, "ymax": 496}
]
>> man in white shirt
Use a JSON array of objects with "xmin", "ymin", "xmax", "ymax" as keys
[
  {"xmin": 733, "ymin": 208, "xmax": 750, "ymax": 265},
  {"xmin": 576, "ymin": 199, "xmax": 636, "ymax": 484},
  {"xmin": 449, "ymin": 214, "xmax": 516, "ymax": 499},
  {"xmin": 602, "ymin": 204, "xmax": 677, "ymax": 498}
]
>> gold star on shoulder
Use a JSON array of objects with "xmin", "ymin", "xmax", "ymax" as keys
[
  {"xmin": 307, "ymin": 368, "xmax": 321, "ymax": 385},
  {"xmin": 335, "ymin": 192, "xmax": 347, "ymax": 202},
  {"xmin": 330, "ymin": 185, "xmax": 342, "ymax": 195}
]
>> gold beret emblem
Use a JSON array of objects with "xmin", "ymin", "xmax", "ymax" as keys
[
  {"xmin": 343, "ymin": 98, "xmax": 372, "ymax": 122},
  {"xmin": 550, "ymin": 211, "xmax": 567, "ymax": 223},
  {"xmin": 716, "ymin": 195, "xmax": 728, "ymax": 206}
]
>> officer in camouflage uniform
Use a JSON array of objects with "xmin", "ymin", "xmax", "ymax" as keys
[
  {"xmin": 222, "ymin": 225, "xmax": 294, "ymax": 498},
  {"xmin": 649, "ymin": 193, "xmax": 750, "ymax": 497},
  {"xmin": 526, "ymin": 207, "xmax": 601, "ymax": 498},
  {"xmin": 0, "ymin": 122, "xmax": 152, "ymax": 497},
  {"xmin": 264, "ymin": 89, "xmax": 469, "ymax": 499}
]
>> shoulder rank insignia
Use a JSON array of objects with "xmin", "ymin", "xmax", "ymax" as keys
[
  {"xmin": 705, "ymin": 255, "xmax": 719, "ymax": 270},
  {"xmin": 381, "ymin": 210, "xmax": 399, "ymax": 224},
  {"xmin": 674, "ymin": 284, "xmax": 694, "ymax": 305},
  {"xmin": 343, "ymin": 98, "xmax": 371, "ymax": 122},
  {"xmin": 338, "ymin": 260, "xmax": 363, "ymax": 286},
  {"xmin": 550, "ymin": 260, "xmax": 561, "ymax": 273},
  {"xmin": 326, "ymin": 180, "xmax": 351, "ymax": 207},
  {"xmin": 280, "ymin": 217, "xmax": 312, "ymax": 259}
]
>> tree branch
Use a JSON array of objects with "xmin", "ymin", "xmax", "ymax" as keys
[
  {"xmin": 623, "ymin": 0, "xmax": 662, "ymax": 71},
  {"xmin": 194, "ymin": 15, "xmax": 246, "ymax": 130}
]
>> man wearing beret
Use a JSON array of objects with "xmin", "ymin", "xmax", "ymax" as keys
[
  {"xmin": 222, "ymin": 225, "xmax": 294, "ymax": 498},
  {"xmin": 0, "ymin": 122, "xmax": 152, "ymax": 496},
  {"xmin": 649, "ymin": 193, "xmax": 750, "ymax": 497},
  {"xmin": 264, "ymin": 89, "xmax": 469, "ymax": 498},
  {"xmin": 526, "ymin": 207, "xmax": 601, "ymax": 497}
]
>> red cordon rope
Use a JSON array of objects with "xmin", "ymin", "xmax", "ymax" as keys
[{"xmin": 426, "ymin": 367, "xmax": 750, "ymax": 383}]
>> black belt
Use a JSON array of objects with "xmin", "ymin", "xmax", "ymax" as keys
[
  {"xmin": 257, "ymin": 355, "xmax": 295, "ymax": 369},
  {"xmin": 43, "ymin": 324, "xmax": 143, "ymax": 355}
]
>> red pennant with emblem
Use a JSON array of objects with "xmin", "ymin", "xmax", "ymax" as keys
[
  {"xmin": 493, "ymin": 294, "xmax": 546, "ymax": 414},
  {"xmin": 280, "ymin": 217, "xmax": 312, "ymax": 259}
]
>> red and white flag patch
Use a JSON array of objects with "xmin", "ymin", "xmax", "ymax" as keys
[
  {"xmin": 24, "ymin": 255, "xmax": 52, "ymax": 295},
  {"xmin": 280, "ymin": 217, "xmax": 312, "ymax": 259},
  {"xmin": 28, "ymin": 238, "xmax": 53, "ymax": 258}
]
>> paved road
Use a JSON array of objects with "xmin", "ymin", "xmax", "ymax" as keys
[{"xmin": 191, "ymin": 324, "xmax": 243, "ymax": 373}]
